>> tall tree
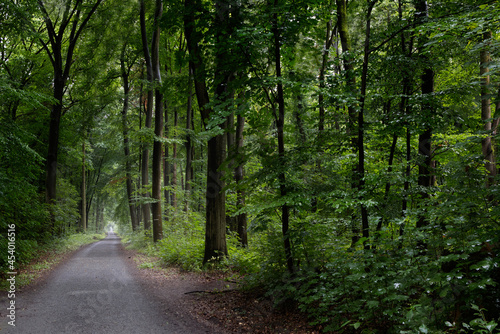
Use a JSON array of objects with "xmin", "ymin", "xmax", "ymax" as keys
[
  {"xmin": 151, "ymin": 0, "xmax": 164, "ymax": 242},
  {"xmin": 336, "ymin": 0, "xmax": 363, "ymax": 247},
  {"xmin": 81, "ymin": 140, "xmax": 87, "ymax": 232},
  {"xmin": 37, "ymin": 0, "xmax": 104, "ymax": 227},
  {"xmin": 184, "ymin": 71, "xmax": 194, "ymax": 211},
  {"xmin": 120, "ymin": 43, "xmax": 140, "ymax": 231},
  {"xmin": 271, "ymin": 0, "xmax": 294, "ymax": 273},
  {"xmin": 184, "ymin": 0, "xmax": 239, "ymax": 263},
  {"xmin": 414, "ymin": 0, "xmax": 434, "ymax": 234},
  {"xmin": 356, "ymin": 0, "xmax": 377, "ymax": 249},
  {"xmin": 234, "ymin": 113, "xmax": 247, "ymax": 247},
  {"xmin": 139, "ymin": 0, "xmax": 154, "ymax": 230},
  {"xmin": 171, "ymin": 108, "xmax": 178, "ymax": 209},
  {"xmin": 480, "ymin": 31, "xmax": 496, "ymax": 187}
]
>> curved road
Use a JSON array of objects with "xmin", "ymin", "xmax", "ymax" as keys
[{"xmin": 2, "ymin": 232, "xmax": 210, "ymax": 334}]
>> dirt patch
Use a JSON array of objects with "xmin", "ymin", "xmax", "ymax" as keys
[{"xmin": 125, "ymin": 249, "xmax": 321, "ymax": 334}]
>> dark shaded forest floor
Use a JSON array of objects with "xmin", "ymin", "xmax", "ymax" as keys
[{"xmin": 128, "ymin": 250, "xmax": 322, "ymax": 334}]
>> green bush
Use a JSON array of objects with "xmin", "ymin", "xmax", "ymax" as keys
[{"xmin": 140, "ymin": 211, "xmax": 206, "ymax": 271}]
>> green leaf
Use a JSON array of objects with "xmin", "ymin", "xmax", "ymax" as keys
[{"xmin": 419, "ymin": 324, "xmax": 429, "ymax": 333}]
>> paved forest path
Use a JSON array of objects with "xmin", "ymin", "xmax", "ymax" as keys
[{"xmin": 0, "ymin": 232, "xmax": 212, "ymax": 334}]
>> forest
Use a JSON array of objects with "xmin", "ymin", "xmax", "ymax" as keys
[{"xmin": 1, "ymin": 0, "xmax": 500, "ymax": 332}]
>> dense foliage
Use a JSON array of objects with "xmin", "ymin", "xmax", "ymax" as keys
[{"xmin": 1, "ymin": 0, "xmax": 500, "ymax": 332}]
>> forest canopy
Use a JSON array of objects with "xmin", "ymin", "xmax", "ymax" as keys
[{"xmin": 1, "ymin": 0, "xmax": 500, "ymax": 332}]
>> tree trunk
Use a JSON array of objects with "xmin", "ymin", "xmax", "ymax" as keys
[
  {"xmin": 480, "ymin": 31, "xmax": 496, "ymax": 187},
  {"xmin": 235, "ymin": 113, "xmax": 247, "ymax": 247},
  {"xmin": 226, "ymin": 111, "xmax": 237, "ymax": 233},
  {"xmin": 318, "ymin": 19, "xmax": 334, "ymax": 135},
  {"xmin": 399, "ymin": 0, "xmax": 412, "ymax": 239},
  {"xmin": 151, "ymin": 0, "xmax": 164, "ymax": 242},
  {"xmin": 272, "ymin": 0, "xmax": 294, "ymax": 273},
  {"xmin": 46, "ymin": 74, "xmax": 63, "ymax": 228},
  {"xmin": 184, "ymin": 72, "xmax": 194, "ymax": 212},
  {"xmin": 337, "ymin": 0, "xmax": 361, "ymax": 248},
  {"xmin": 164, "ymin": 103, "xmax": 170, "ymax": 215},
  {"xmin": 315, "ymin": 19, "xmax": 335, "ymax": 212},
  {"xmin": 414, "ymin": 0, "xmax": 434, "ymax": 239},
  {"xmin": 140, "ymin": 0, "xmax": 153, "ymax": 230},
  {"xmin": 184, "ymin": 0, "xmax": 230, "ymax": 263},
  {"xmin": 81, "ymin": 141, "xmax": 87, "ymax": 232},
  {"xmin": 204, "ymin": 133, "xmax": 227, "ymax": 262},
  {"xmin": 121, "ymin": 50, "xmax": 139, "ymax": 231},
  {"xmin": 356, "ymin": 0, "xmax": 376, "ymax": 250},
  {"xmin": 171, "ymin": 109, "xmax": 178, "ymax": 209}
]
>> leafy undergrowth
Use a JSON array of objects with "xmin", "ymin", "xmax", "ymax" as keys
[
  {"xmin": 123, "ymin": 237, "xmax": 322, "ymax": 334},
  {"xmin": 122, "ymin": 217, "xmax": 500, "ymax": 334},
  {"xmin": 0, "ymin": 232, "xmax": 106, "ymax": 291}
]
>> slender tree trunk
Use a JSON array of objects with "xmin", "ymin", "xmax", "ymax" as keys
[
  {"xmin": 401, "ymin": 127, "xmax": 411, "ymax": 239},
  {"xmin": 318, "ymin": 19, "xmax": 334, "ymax": 134},
  {"xmin": 81, "ymin": 141, "xmax": 86, "ymax": 232},
  {"xmin": 235, "ymin": 113, "xmax": 247, "ymax": 247},
  {"xmin": 121, "ymin": 50, "xmax": 139, "ymax": 231},
  {"xmin": 357, "ymin": 0, "xmax": 376, "ymax": 250},
  {"xmin": 226, "ymin": 111, "xmax": 237, "ymax": 232},
  {"xmin": 337, "ymin": 0, "xmax": 361, "ymax": 248},
  {"xmin": 137, "ymin": 71, "xmax": 144, "ymax": 227},
  {"xmin": 376, "ymin": 130, "xmax": 397, "ymax": 233},
  {"xmin": 227, "ymin": 112, "xmax": 235, "ymax": 163},
  {"xmin": 399, "ymin": 0, "xmax": 411, "ymax": 239},
  {"xmin": 140, "ymin": 0, "xmax": 153, "ymax": 230},
  {"xmin": 480, "ymin": 31, "xmax": 496, "ymax": 187},
  {"xmin": 314, "ymin": 19, "xmax": 335, "ymax": 213},
  {"xmin": 164, "ymin": 104, "xmax": 170, "ymax": 215},
  {"xmin": 272, "ymin": 0, "xmax": 294, "ymax": 273},
  {"xmin": 95, "ymin": 198, "xmax": 102, "ymax": 232},
  {"xmin": 414, "ymin": 0, "xmax": 434, "ymax": 241},
  {"xmin": 294, "ymin": 92, "xmax": 306, "ymax": 143},
  {"xmin": 184, "ymin": 72, "xmax": 194, "ymax": 212},
  {"xmin": 171, "ymin": 109, "xmax": 178, "ymax": 209},
  {"xmin": 151, "ymin": 0, "xmax": 164, "ymax": 242}
]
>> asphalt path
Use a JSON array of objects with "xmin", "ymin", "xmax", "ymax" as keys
[{"xmin": 1, "ymin": 232, "xmax": 209, "ymax": 334}]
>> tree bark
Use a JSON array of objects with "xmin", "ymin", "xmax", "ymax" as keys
[
  {"xmin": 336, "ymin": 0, "xmax": 361, "ymax": 248},
  {"xmin": 226, "ymin": 111, "xmax": 237, "ymax": 233},
  {"xmin": 357, "ymin": 0, "xmax": 376, "ymax": 250},
  {"xmin": 81, "ymin": 141, "xmax": 86, "ymax": 232},
  {"xmin": 272, "ymin": 0, "xmax": 294, "ymax": 273},
  {"xmin": 235, "ymin": 113, "xmax": 248, "ymax": 247},
  {"xmin": 164, "ymin": 103, "xmax": 170, "ymax": 215},
  {"xmin": 414, "ymin": 0, "xmax": 434, "ymax": 233},
  {"xmin": 399, "ymin": 0, "xmax": 412, "ymax": 239},
  {"xmin": 140, "ymin": 0, "xmax": 153, "ymax": 230},
  {"xmin": 121, "ymin": 48, "xmax": 139, "ymax": 231},
  {"xmin": 318, "ymin": 19, "xmax": 334, "ymax": 134},
  {"xmin": 151, "ymin": 0, "xmax": 164, "ymax": 242},
  {"xmin": 480, "ymin": 31, "xmax": 496, "ymax": 187},
  {"xmin": 184, "ymin": 0, "xmax": 231, "ymax": 263},
  {"xmin": 184, "ymin": 72, "xmax": 194, "ymax": 212},
  {"xmin": 171, "ymin": 109, "xmax": 178, "ymax": 209}
]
